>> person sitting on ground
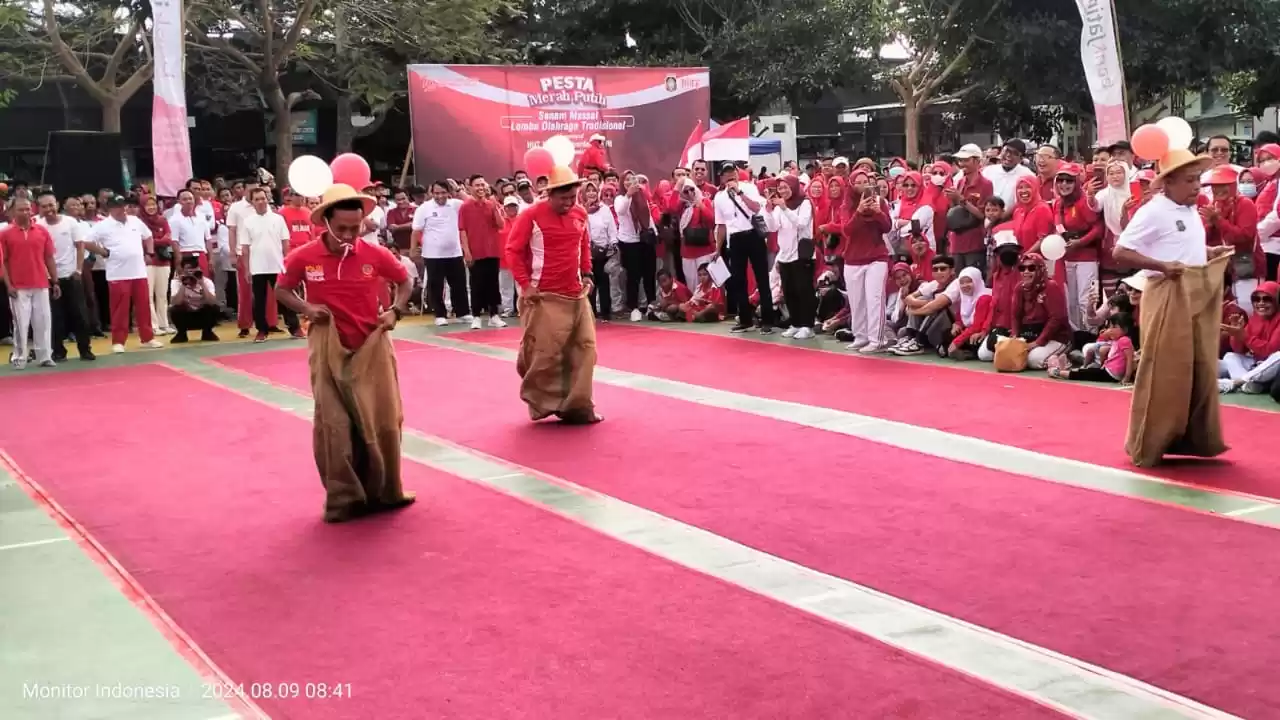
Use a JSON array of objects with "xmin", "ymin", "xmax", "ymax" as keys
[
  {"xmin": 391, "ymin": 246, "xmax": 421, "ymax": 313},
  {"xmin": 1011, "ymin": 252, "xmax": 1070, "ymax": 370},
  {"xmin": 885, "ymin": 262, "xmax": 919, "ymax": 340},
  {"xmin": 1080, "ymin": 291, "xmax": 1133, "ymax": 366},
  {"xmin": 815, "ymin": 269, "xmax": 849, "ymax": 334},
  {"xmin": 947, "ymin": 266, "xmax": 993, "ymax": 360},
  {"xmin": 1050, "ymin": 313, "xmax": 1136, "ymax": 384},
  {"xmin": 891, "ymin": 255, "xmax": 958, "ymax": 356},
  {"xmin": 168, "ymin": 255, "xmax": 220, "ymax": 343},
  {"xmin": 1219, "ymin": 281, "xmax": 1280, "ymax": 393},
  {"xmin": 678, "ymin": 264, "xmax": 725, "ymax": 322},
  {"xmin": 648, "ymin": 269, "xmax": 693, "ymax": 321}
]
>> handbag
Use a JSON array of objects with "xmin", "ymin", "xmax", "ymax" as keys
[
  {"xmin": 728, "ymin": 190, "xmax": 767, "ymax": 239},
  {"xmin": 1233, "ymin": 250, "xmax": 1256, "ymax": 280},
  {"xmin": 993, "ymin": 336, "xmax": 1030, "ymax": 372},
  {"xmin": 683, "ymin": 226, "xmax": 711, "ymax": 248},
  {"xmin": 797, "ymin": 237, "xmax": 816, "ymax": 261}
]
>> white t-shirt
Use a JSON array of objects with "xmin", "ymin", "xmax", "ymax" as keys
[
  {"xmin": 237, "ymin": 211, "xmax": 289, "ymax": 275},
  {"xmin": 917, "ymin": 278, "xmax": 960, "ymax": 302},
  {"xmin": 170, "ymin": 212, "xmax": 212, "ymax": 253},
  {"xmin": 411, "ymin": 199, "xmax": 464, "ymax": 259},
  {"xmin": 38, "ymin": 215, "xmax": 86, "ymax": 279},
  {"xmin": 586, "ymin": 205, "xmax": 618, "ymax": 248},
  {"xmin": 981, "ymin": 163, "xmax": 1036, "ymax": 208},
  {"xmin": 614, "ymin": 194, "xmax": 656, "ymax": 243},
  {"xmin": 88, "ymin": 216, "xmax": 151, "ymax": 281},
  {"xmin": 713, "ymin": 184, "xmax": 766, "ymax": 236},
  {"xmin": 225, "ymin": 199, "xmax": 253, "ymax": 231},
  {"xmin": 1116, "ymin": 193, "xmax": 1208, "ymax": 277},
  {"xmin": 362, "ymin": 204, "xmax": 386, "ymax": 245},
  {"xmin": 399, "ymin": 255, "xmax": 419, "ymax": 283}
]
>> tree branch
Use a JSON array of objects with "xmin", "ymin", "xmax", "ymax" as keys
[
  {"xmin": 908, "ymin": 0, "xmax": 964, "ymax": 86},
  {"xmin": 919, "ymin": 0, "xmax": 1003, "ymax": 100},
  {"xmin": 186, "ymin": 22, "xmax": 260, "ymax": 72},
  {"xmin": 103, "ymin": 17, "xmax": 141, "ymax": 85},
  {"xmin": 117, "ymin": 59, "xmax": 154, "ymax": 102},
  {"xmin": 276, "ymin": 0, "xmax": 321, "ymax": 70},
  {"xmin": 256, "ymin": 0, "xmax": 274, "ymax": 71}
]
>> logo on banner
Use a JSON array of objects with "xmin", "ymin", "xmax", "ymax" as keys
[
  {"xmin": 528, "ymin": 76, "xmax": 606, "ymax": 107},
  {"xmin": 665, "ymin": 76, "xmax": 677, "ymax": 92}
]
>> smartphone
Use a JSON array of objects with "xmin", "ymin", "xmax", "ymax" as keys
[
  {"xmin": 1129, "ymin": 180, "xmax": 1143, "ymax": 198},
  {"xmin": 1093, "ymin": 166, "xmax": 1105, "ymax": 183},
  {"xmin": 910, "ymin": 219, "xmax": 922, "ymax": 235}
]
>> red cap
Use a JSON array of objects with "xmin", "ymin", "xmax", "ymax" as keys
[
  {"xmin": 1203, "ymin": 166, "xmax": 1240, "ymax": 186},
  {"xmin": 1135, "ymin": 169, "xmax": 1156, "ymax": 182},
  {"xmin": 1258, "ymin": 144, "xmax": 1280, "ymax": 161},
  {"xmin": 1054, "ymin": 163, "xmax": 1082, "ymax": 178}
]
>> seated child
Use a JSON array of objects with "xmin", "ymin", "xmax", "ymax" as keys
[
  {"xmin": 678, "ymin": 264, "xmax": 725, "ymax": 322},
  {"xmin": 1049, "ymin": 313, "xmax": 1135, "ymax": 384},
  {"xmin": 647, "ymin": 269, "xmax": 693, "ymax": 321}
]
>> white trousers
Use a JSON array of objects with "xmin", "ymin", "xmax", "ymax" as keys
[
  {"xmin": 1028, "ymin": 340, "xmax": 1068, "ymax": 370},
  {"xmin": 146, "ymin": 265, "xmax": 172, "ymax": 331},
  {"xmin": 682, "ymin": 254, "xmax": 717, "ymax": 290},
  {"xmin": 498, "ymin": 268, "xmax": 516, "ymax": 313},
  {"xmin": 1219, "ymin": 351, "xmax": 1280, "ymax": 386},
  {"xmin": 1234, "ymin": 278, "xmax": 1260, "ymax": 316},
  {"xmin": 843, "ymin": 261, "xmax": 888, "ymax": 347},
  {"xmin": 1065, "ymin": 261, "xmax": 1099, "ymax": 332},
  {"xmin": 10, "ymin": 288, "xmax": 52, "ymax": 364}
]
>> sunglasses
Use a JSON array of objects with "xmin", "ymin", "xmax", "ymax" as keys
[
  {"xmin": 930, "ymin": 265, "xmax": 949, "ymax": 272},
  {"xmin": 900, "ymin": 181, "xmax": 918, "ymax": 188},
  {"xmin": 1251, "ymin": 294, "xmax": 1276, "ymax": 303},
  {"xmin": 1055, "ymin": 177, "xmax": 1076, "ymax": 183},
  {"xmin": 1018, "ymin": 265, "xmax": 1038, "ymax": 271},
  {"xmin": 1209, "ymin": 147, "xmax": 1231, "ymax": 155}
]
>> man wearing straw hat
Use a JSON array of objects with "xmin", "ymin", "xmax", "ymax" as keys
[
  {"xmin": 275, "ymin": 182, "xmax": 417, "ymax": 523},
  {"xmin": 504, "ymin": 165, "xmax": 603, "ymax": 424},
  {"xmin": 1114, "ymin": 148, "xmax": 1236, "ymax": 467}
]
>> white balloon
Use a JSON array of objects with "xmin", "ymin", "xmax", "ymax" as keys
[
  {"xmin": 287, "ymin": 155, "xmax": 333, "ymax": 197},
  {"xmin": 1156, "ymin": 116, "xmax": 1194, "ymax": 151},
  {"xmin": 1040, "ymin": 234, "xmax": 1067, "ymax": 261},
  {"xmin": 544, "ymin": 135, "xmax": 577, "ymax": 167}
]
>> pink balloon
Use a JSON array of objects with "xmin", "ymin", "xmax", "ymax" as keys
[
  {"xmin": 1130, "ymin": 125, "xmax": 1169, "ymax": 161},
  {"xmin": 330, "ymin": 153, "xmax": 371, "ymax": 190},
  {"xmin": 523, "ymin": 147, "xmax": 554, "ymax": 179}
]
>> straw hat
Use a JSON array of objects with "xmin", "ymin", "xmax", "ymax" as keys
[
  {"xmin": 544, "ymin": 165, "xmax": 583, "ymax": 192},
  {"xmin": 1153, "ymin": 149, "xmax": 1212, "ymax": 187},
  {"xmin": 308, "ymin": 183, "xmax": 375, "ymax": 225}
]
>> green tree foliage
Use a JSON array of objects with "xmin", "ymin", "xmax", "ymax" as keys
[{"xmin": 0, "ymin": 0, "xmax": 152, "ymax": 131}]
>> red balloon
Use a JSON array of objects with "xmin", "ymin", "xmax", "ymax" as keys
[
  {"xmin": 523, "ymin": 147, "xmax": 554, "ymax": 179},
  {"xmin": 1130, "ymin": 125, "xmax": 1169, "ymax": 162},
  {"xmin": 330, "ymin": 153, "xmax": 371, "ymax": 190}
]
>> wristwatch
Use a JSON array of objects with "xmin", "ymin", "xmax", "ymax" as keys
[{"xmin": 392, "ymin": 306, "xmax": 404, "ymax": 321}]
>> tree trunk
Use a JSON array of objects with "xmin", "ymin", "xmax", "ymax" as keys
[
  {"xmin": 101, "ymin": 98, "xmax": 123, "ymax": 134},
  {"xmin": 266, "ymin": 87, "xmax": 293, "ymax": 179},
  {"xmin": 903, "ymin": 99, "xmax": 921, "ymax": 163},
  {"xmin": 335, "ymin": 94, "xmax": 354, "ymax": 154}
]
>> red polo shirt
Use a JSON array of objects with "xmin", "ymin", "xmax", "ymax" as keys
[
  {"xmin": 278, "ymin": 237, "xmax": 409, "ymax": 351},
  {"xmin": 278, "ymin": 205, "xmax": 313, "ymax": 250},
  {"xmin": 505, "ymin": 201, "xmax": 590, "ymax": 295},
  {"xmin": 0, "ymin": 223, "xmax": 54, "ymax": 289},
  {"xmin": 948, "ymin": 173, "xmax": 993, "ymax": 254},
  {"xmin": 385, "ymin": 205, "xmax": 416, "ymax": 250},
  {"xmin": 457, "ymin": 198, "xmax": 503, "ymax": 259}
]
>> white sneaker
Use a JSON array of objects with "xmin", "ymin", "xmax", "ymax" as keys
[
  {"xmin": 165, "ymin": 326, "xmax": 178, "ymax": 335},
  {"xmin": 1217, "ymin": 379, "xmax": 1236, "ymax": 394},
  {"xmin": 488, "ymin": 316, "xmax": 507, "ymax": 329},
  {"xmin": 794, "ymin": 327, "xmax": 815, "ymax": 340},
  {"xmin": 434, "ymin": 317, "xmax": 450, "ymax": 327},
  {"xmin": 460, "ymin": 315, "xmax": 476, "ymax": 325},
  {"xmin": 153, "ymin": 327, "xmax": 168, "ymax": 336},
  {"xmin": 858, "ymin": 343, "xmax": 886, "ymax": 354},
  {"xmin": 630, "ymin": 309, "xmax": 643, "ymax": 322},
  {"xmin": 111, "ymin": 344, "xmax": 126, "ymax": 354},
  {"xmin": 846, "ymin": 338, "xmax": 870, "ymax": 351},
  {"xmin": 781, "ymin": 326, "xmax": 798, "ymax": 338},
  {"xmin": 470, "ymin": 316, "xmax": 483, "ymax": 330},
  {"xmin": 143, "ymin": 339, "xmax": 165, "ymax": 349}
]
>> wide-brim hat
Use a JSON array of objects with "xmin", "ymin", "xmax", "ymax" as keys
[
  {"xmin": 544, "ymin": 165, "xmax": 583, "ymax": 192},
  {"xmin": 310, "ymin": 183, "xmax": 376, "ymax": 225},
  {"xmin": 1154, "ymin": 149, "xmax": 1213, "ymax": 187},
  {"xmin": 1120, "ymin": 273, "xmax": 1148, "ymax": 293}
]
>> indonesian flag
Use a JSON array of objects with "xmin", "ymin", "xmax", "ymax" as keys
[
  {"xmin": 683, "ymin": 117, "xmax": 750, "ymax": 163},
  {"xmin": 679, "ymin": 120, "xmax": 703, "ymax": 168}
]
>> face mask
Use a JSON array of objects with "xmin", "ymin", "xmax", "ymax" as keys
[
  {"xmin": 1239, "ymin": 182, "xmax": 1258, "ymax": 198},
  {"xmin": 999, "ymin": 250, "xmax": 1019, "ymax": 267},
  {"xmin": 930, "ymin": 174, "xmax": 946, "ymax": 187}
]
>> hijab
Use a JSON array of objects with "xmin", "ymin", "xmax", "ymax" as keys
[
  {"xmin": 1098, "ymin": 160, "xmax": 1131, "ymax": 235},
  {"xmin": 895, "ymin": 171, "xmax": 925, "ymax": 220},
  {"xmin": 779, "ymin": 175, "xmax": 803, "ymax": 211},
  {"xmin": 890, "ymin": 261, "xmax": 919, "ymax": 295},
  {"xmin": 957, "ymin": 266, "xmax": 991, "ymax": 326},
  {"xmin": 139, "ymin": 200, "xmax": 170, "ymax": 240},
  {"xmin": 676, "ymin": 178, "xmax": 704, "ymax": 231},
  {"xmin": 1019, "ymin": 252, "xmax": 1049, "ymax": 294},
  {"xmin": 582, "ymin": 181, "xmax": 602, "ymax": 213}
]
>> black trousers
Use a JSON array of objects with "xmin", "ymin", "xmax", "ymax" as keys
[
  {"xmin": 51, "ymin": 275, "xmax": 92, "ymax": 357},
  {"xmin": 170, "ymin": 304, "xmax": 220, "ymax": 333},
  {"xmin": 224, "ymin": 270, "xmax": 238, "ymax": 315},
  {"xmin": 729, "ymin": 230, "xmax": 776, "ymax": 327},
  {"xmin": 0, "ymin": 280, "xmax": 10, "ymax": 339},
  {"xmin": 251, "ymin": 273, "xmax": 299, "ymax": 333},
  {"xmin": 425, "ymin": 256, "xmax": 470, "ymax": 319},
  {"xmin": 620, "ymin": 241, "xmax": 656, "ymax": 310},
  {"xmin": 468, "ymin": 257, "xmax": 501, "ymax": 317},
  {"xmin": 777, "ymin": 258, "xmax": 815, "ymax": 328},
  {"xmin": 591, "ymin": 247, "xmax": 613, "ymax": 320},
  {"xmin": 91, "ymin": 269, "xmax": 110, "ymax": 329}
]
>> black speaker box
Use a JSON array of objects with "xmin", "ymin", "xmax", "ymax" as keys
[{"xmin": 44, "ymin": 131, "xmax": 124, "ymax": 198}]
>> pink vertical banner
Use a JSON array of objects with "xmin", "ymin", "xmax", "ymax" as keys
[
  {"xmin": 151, "ymin": 0, "xmax": 192, "ymax": 196},
  {"xmin": 1075, "ymin": 0, "xmax": 1128, "ymax": 146}
]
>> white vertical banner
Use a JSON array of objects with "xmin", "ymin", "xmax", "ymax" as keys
[
  {"xmin": 151, "ymin": 0, "xmax": 192, "ymax": 196},
  {"xmin": 1075, "ymin": 0, "xmax": 1128, "ymax": 145}
]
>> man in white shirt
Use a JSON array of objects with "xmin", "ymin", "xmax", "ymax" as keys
[
  {"xmin": 83, "ymin": 196, "xmax": 165, "ymax": 353},
  {"xmin": 1114, "ymin": 149, "xmax": 1234, "ymax": 468},
  {"xmin": 226, "ymin": 178, "xmax": 261, "ymax": 337},
  {"xmin": 410, "ymin": 180, "xmax": 472, "ymax": 327},
  {"xmin": 614, "ymin": 173, "xmax": 658, "ymax": 321},
  {"xmin": 36, "ymin": 192, "xmax": 94, "ymax": 361},
  {"xmin": 361, "ymin": 182, "xmax": 386, "ymax": 245},
  {"xmin": 237, "ymin": 187, "xmax": 300, "ymax": 342},
  {"xmin": 981, "ymin": 139, "xmax": 1036, "ymax": 209},
  {"xmin": 169, "ymin": 188, "xmax": 214, "ymax": 275},
  {"xmin": 712, "ymin": 163, "xmax": 776, "ymax": 333}
]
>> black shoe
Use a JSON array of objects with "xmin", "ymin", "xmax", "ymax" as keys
[
  {"xmin": 730, "ymin": 324, "xmax": 752, "ymax": 333},
  {"xmin": 201, "ymin": 329, "xmax": 220, "ymax": 342},
  {"xmin": 51, "ymin": 351, "xmax": 67, "ymax": 362},
  {"xmin": 759, "ymin": 326, "xmax": 774, "ymax": 336},
  {"xmin": 170, "ymin": 331, "xmax": 189, "ymax": 344},
  {"xmin": 80, "ymin": 350, "xmax": 96, "ymax": 361},
  {"xmin": 266, "ymin": 326, "xmax": 284, "ymax": 334},
  {"xmin": 91, "ymin": 330, "xmax": 107, "ymax": 338},
  {"xmin": 238, "ymin": 329, "xmax": 250, "ymax": 339}
]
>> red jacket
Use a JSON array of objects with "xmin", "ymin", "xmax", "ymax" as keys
[
  {"xmin": 1013, "ymin": 279, "xmax": 1070, "ymax": 346},
  {"xmin": 1231, "ymin": 282, "xmax": 1280, "ymax": 358},
  {"xmin": 576, "ymin": 144, "xmax": 609, "ymax": 176},
  {"xmin": 823, "ymin": 200, "xmax": 891, "ymax": 266},
  {"xmin": 953, "ymin": 294, "xmax": 993, "ymax": 346},
  {"xmin": 1206, "ymin": 194, "xmax": 1264, "ymax": 279},
  {"xmin": 505, "ymin": 201, "xmax": 590, "ymax": 295},
  {"xmin": 1052, "ymin": 194, "xmax": 1103, "ymax": 262},
  {"xmin": 988, "ymin": 264, "xmax": 1021, "ymax": 330}
]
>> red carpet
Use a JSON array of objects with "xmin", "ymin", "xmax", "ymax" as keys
[
  {"xmin": 219, "ymin": 345, "xmax": 1280, "ymax": 718},
  {"xmin": 0, "ymin": 364, "xmax": 1062, "ymax": 720},
  {"xmin": 462, "ymin": 324, "xmax": 1280, "ymax": 501}
]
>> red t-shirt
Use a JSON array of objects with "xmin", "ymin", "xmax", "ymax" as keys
[
  {"xmin": 505, "ymin": 201, "xmax": 590, "ymax": 295},
  {"xmin": 0, "ymin": 224, "xmax": 54, "ymax": 289},
  {"xmin": 948, "ymin": 174, "xmax": 994, "ymax": 254},
  {"xmin": 278, "ymin": 238, "xmax": 409, "ymax": 351},
  {"xmin": 385, "ymin": 206, "xmax": 415, "ymax": 250},
  {"xmin": 278, "ymin": 205, "xmax": 313, "ymax": 250},
  {"xmin": 457, "ymin": 198, "xmax": 503, "ymax": 259}
]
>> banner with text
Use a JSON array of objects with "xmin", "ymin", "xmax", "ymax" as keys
[
  {"xmin": 406, "ymin": 65, "xmax": 710, "ymax": 182},
  {"xmin": 150, "ymin": 0, "xmax": 192, "ymax": 196},
  {"xmin": 1075, "ymin": 0, "xmax": 1128, "ymax": 145}
]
